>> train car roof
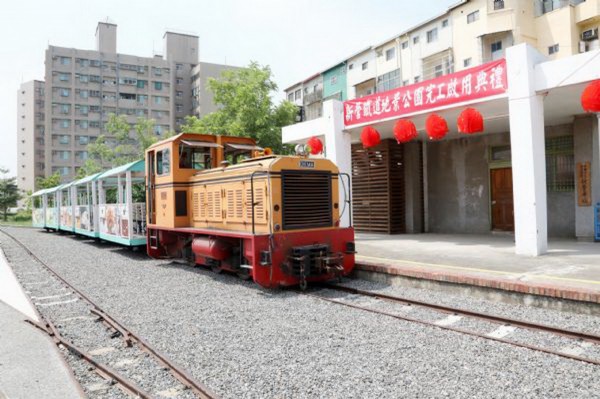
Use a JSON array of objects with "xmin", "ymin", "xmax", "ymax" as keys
[
  {"xmin": 72, "ymin": 172, "xmax": 102, "ymax": 186},
  {"xmin": 97, "ymin": 159, "xmax": 145, "ymax": 180},
  {"xmin": 147, "ymin": 132, "xmax": 218, "ymax": 150},
  {"xmin": 31, "ymin": 188, "xmax": 50, "ymax": 197}
]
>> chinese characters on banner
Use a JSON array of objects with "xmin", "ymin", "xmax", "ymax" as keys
[{"xmin": 344, "ymin": 59, "xmax": 508, "ymax": 127}]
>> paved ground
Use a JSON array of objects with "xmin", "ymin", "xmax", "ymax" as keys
[
  {"xmin": 0, "ymin": 247, "xmax": 83, "ymax": 399},
  {"xmin": 2, "ymin": 227, "xmax": 600, "ymax": 398},
  {"xmin": 355, "ymin": 233, "xmax": 600, "ymax": 299}
]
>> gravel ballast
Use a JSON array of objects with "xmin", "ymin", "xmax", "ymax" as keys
[{"xmin": 2, "ymin": 227, "xmax": 600, "ymax": 399}]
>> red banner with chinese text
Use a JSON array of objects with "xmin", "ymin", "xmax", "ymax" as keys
[{"xmin": 343, "ymin": 59, "xmax": 507, "ymax": 127}]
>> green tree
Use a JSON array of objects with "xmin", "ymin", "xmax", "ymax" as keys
[
  {"xmin": 180, "ymin": 62, "xmax": 297, "ymax": 153},
  {"xmin": 36, "ymin": 172, "xmax": 62, "ymax": 189},
  {"xmin": 0, "ymin": 168, "xmax": 21, "ymax": 221},
  {"xmin": 77, "ymin": 115, "xmax": 167, "ymax": 178}
]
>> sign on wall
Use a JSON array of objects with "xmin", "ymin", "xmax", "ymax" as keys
[
  {"xmin": 577, "ymin": 161, "xmax": 592, "ymax": 207},
  {"xmin": 343, "ymin": 59, "xmax": 508, "ymax": 127}
]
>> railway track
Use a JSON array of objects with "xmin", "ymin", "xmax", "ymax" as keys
[
  {"xmin": 308, "ymin": 283, "xmax": 600, "ymax": 366},
  {"xmin": 0, "ymin": 228, "xmax": 218, "ymax": 399}
]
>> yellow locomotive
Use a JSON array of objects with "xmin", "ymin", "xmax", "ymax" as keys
[{"xmin": 145, "ymin": 133, "xmax": 355, "ymax": 288}]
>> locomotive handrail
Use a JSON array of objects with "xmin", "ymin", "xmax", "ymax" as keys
[
  {"xmin": 339, "ymin": 172, "xmax": 352, "ymax": 227},
  {"xmin": 250, "ymin": 171, "xmax": 271, "ymax": 235}
]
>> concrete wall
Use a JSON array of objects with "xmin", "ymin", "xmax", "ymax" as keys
[{"xmin": 426, "ymin": 127, "xmax": 576, "ymax": 237}]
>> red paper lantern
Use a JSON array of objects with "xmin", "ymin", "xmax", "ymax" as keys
[
  {"xmin": 360, "ymin": 126, "xmax": 381, "ymax": 148},
  {"xmin": 393, "ymin": 119, "xmax": 418, "ymax": 143},
  {"xmin": 581, "ymin": 80, "xmax": 600, "ymax": 113},
  {"xmin": 425, "ymin": 114, "xmax": 448, "ymax": 140},
  {"xmin": 457, "ymin": 108, "xmax": 484, "ymax": 134},
  {"xmin": 306, "ymin": 136, "xmax": 324, "ymax": 155}
]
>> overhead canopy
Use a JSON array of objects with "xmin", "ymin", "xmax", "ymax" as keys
[
  {"xmin": 225, "ymin": 143, "xmax": 263, "ymax": 151},
  {"xmin": 31, "ymin": 188, "xmax": 50, "ymax": 197},
  {"xmin": 181, "ymin": 140, "xmax": 223, "ymax": 148}
]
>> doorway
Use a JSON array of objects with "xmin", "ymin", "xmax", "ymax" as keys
[{"xmin": 490, "ymin": 167, "xmax": 514, "ymax": 231}]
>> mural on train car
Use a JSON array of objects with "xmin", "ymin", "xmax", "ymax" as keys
[
  {"xmin": 32, "ymin": 208, "xmax": 44, "ymax": 226},
  {"xmin": 60, "ymin": 207, "xmax": 73, "ymax": 227},
  {"xmin": 46, "ymin": 209, "xmax": 57, "ymax": 226},
  {"xmin": 75, "ymin": 206, "xmax": 91, "ymax": 230},
  {"xmin": 98, "ymin": 203, "xmax": 146, "ymax": 239}
]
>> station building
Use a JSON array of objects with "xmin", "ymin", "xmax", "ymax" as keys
[{"xmin": 282, "ymin": 0, "xmax": 600, "ymax": 256}]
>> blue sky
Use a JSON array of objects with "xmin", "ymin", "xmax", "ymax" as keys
[{"xmin": 0, "ymin": 0, "xmax": 457, "ymax": 175}]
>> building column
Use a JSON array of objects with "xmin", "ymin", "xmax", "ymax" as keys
[
  {"xmin": 574, "ymin": 116, "xmax": 595, "ymax": 239},
  {"xmin": 323, "ymin": 100, "xmax": 352, "ymax": 228},
  {"xmin": 506, "ymin": 44, "xmax": 548, "ymax": 256}
]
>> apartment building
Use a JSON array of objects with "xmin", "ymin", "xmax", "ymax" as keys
[
  {"xmin": 284, "ymin": 0, "xmax": 599, "ymax": 120},
  {"xmin": 18, "ymin": 22, "xmax": 241, "ymax": 191},
  {"xmin": 16, "ymin": 80, "xmax": 45, "ymax": 194}
]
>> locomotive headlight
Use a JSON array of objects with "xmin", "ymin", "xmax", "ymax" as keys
[{"xmin": 294, "ymin": 144, "xmax": 307, "ymax": 156}]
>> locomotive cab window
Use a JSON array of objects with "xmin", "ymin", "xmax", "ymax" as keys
[
  {"xmin": 178, "ymin": 145, "xmax": 211, "ymax": 170},
  {"xmin": 224, "ymin": 143, "xmax": 262, "ymax": 164},
  {"xmin": 156, "ymin": 149, "xmax": 170, "ymax": 175}
]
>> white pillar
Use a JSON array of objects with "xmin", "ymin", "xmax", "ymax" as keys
[
  {"xmin": 506, "ymin": 44, "xmax": 548, "ymax": 256},
  {"xmin": 323, "ymin": 100, "xmax": 353, "ymax": 227}
]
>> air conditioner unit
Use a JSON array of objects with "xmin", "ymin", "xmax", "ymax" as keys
[{"xmin": 581, "ymin": 28, "xmax": 598, "ymax": 41}]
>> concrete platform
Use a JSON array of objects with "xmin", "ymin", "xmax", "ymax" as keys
[
  {"xmin": 0, "ymin": 248, "xmax": 83, "ymax": 399},
  {"xmin": 355, "ymin": 233, "xmax": 600, "ymax": 311}
]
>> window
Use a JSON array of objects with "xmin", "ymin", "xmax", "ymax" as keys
[
  {"xmin": 78, "ymin": 58, "xmax": 89, "ymax": 67},
  {"xmin": 491, "ymin": 41, "xmax": 503, "ymax": 53},
  {"xmin": 287, "ymin": 93, "xmax": 294, "ymax": 101},
  {"xmin": 385, "ymin": 48, "xmax": 395, "ymax": 61},
  {"xmin": 90, "ymin": 59, "xmax": 101, "ymax": 67},
  {"xmin": 414, "ymin": 76, "xmax": 420, "ymax": 83},
  {"xmin": 60, "ymin": 57, "xmax": 71, "ymax": 65},
  {"xmin": 138, "ymin": 95, "xmax": 148, "ymax": 105},
  {"xmin": 60, "ymin": 120, "xmax": 70, "ymax": 129},
  {"xmin": 75, "ymin": 120, "xmax": 88, "ymax": 129},
  {"xmin": 377, "ymin": 69, "xmax": 401, "ymax": 92},
  {"xmin": 349, "ymin": 63, "xmax": 354, "ymax": 70},
  {"xmin": 402, "ymin": 80, "xmax": 409, "ymax": 86},
  {"xmin": 90, "ymin": 90, "xmax": 101, "ymax": 98},
  {"xmin": 464, "ymin": 58, "xmax": 472, "ymax": 68},
  {"xmin": 176, "ymin": 63, "xmax": 183, "ymax": 70},
  {"xmin": 77, "ymin": 151, "xmax": 88, "ymax": 160},
  {"xmin": 548, "ymin": 44, "xmax": 559, "ymax": 55},
  {"xmin": 119, "ymin": 92, "xmax": 136, "ymax": 100},
  {"xmin": 89, "ymin": 75, "xmax": 101, "ymax": 83},
  {"xmin": 60, "ymin": 104, "xmax": 70, "ymax": 114},
  {"xmin": 176, "ymin": 91, "xmax": 183, "ymax": 98},
  {"xmin": 137, "ymin": 79, "xmax": 147, "ymax": 88},
  {"xmin": 330, "ymin": 75, "xmax": 338, "ymax": 85},
  {"xmin": 156, "ymin": 149, "xmax": 170, "ymax": 175},
  {"xmin": 154, "ymin": 81, "xmax": 163, "ymax": 90},
  {"xmin": 494, "ymin": 0, "xmax": 505, "ymax": 10},
  {"xmin": 119, "ymin": 77, "xmax": 137, "ymax": 85},
  {"xmin": 434, "ymin": 64, "xmax": 444, "ymax": 77},
  {"xmin": 59, "ymin": 135, "xmax": 70, "ymax": 144},
  {"xmin": 176, "ymin": 104, "xmax": 184, "ymax": 112},
  {"xmin": 294, "ymin": 89, "xmax": 301, "ymax": 100},
  {"xmin": 546, "ymin": 136, "xmax": 574, "ymax": 192},
  {"xmin": 304, "ymin": 87, "xmax": 309, "ymax": 94},
  {"xmin": 60, "ymin": 88, "xmax": 70, "ymax": 97},
  {"xmin": 362, "ymin": 61, "xmax": 368, "ymax": 70},
  {"xmin": 78, "ymin": 136, "xmax": 89, "ymax": 145},
  {"xmin": 176, "ymin": 78, "xmax": 183, "ymax": 85},
  {"xmin": 152, "ymin": 67, "xmax": 162, "ymax": 76},
  {"xmin": 467, "ymin": 10, "xmax": 480, "ymax": 23},
  {"xmin": 59, "ymin": 73, "xmax": 69, "ymax": 81},
  {"xmin": 442, "ymin": 19, "xmax": 449, "ymax": 28},
  {"xmin": 153, "ymin": 96, "xmax": 164, "ymax": 105},
  {"xmin": 79, "ymin": 74, "xmax": 89, "ymax": 83},
  {"xmin": 178, "ymin": 145, "xmax": 212, "ymax": 170},
  {"xmin": 427, "ymin": 28, "xmax": 438, "ymax": 43},
  {"xmin": 401, "ymin": 41, "xmax": 408, "ymax": 49},
  {"xmin": 413, "ymin": 36, "xmax": 420, "ymax": 44}
]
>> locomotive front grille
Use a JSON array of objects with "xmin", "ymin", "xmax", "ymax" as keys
[{"xmin": 281, "ymin": 170, "xmax": 332, "ymax": 230}]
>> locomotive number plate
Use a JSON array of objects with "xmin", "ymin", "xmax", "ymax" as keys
[{"xmin": 299, "ymin": 160, "xmax": 315, "ymax": 168}]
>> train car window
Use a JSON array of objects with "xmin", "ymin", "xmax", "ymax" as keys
[
  {"xmin": 224, "ymin": 149, "xmax": 252, "ymax": 165},
  {"xmin": 179, "ymin": 145, "xmax": 211, "ymax": 170},
  {"xmin": 33, "ymin": 197, "xmax": 42, "ymax": 208},
  {"xmin": 157, "ymin": 149, "xmax": 170, "ymax": 175},
  {"xmin": 47, "ymin": 195, "xmax": 55, "ymax": 208}
]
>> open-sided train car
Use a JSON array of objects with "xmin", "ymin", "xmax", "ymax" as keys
[{"xmin": 145, "ymin": 133, "xmax": 355, "ymax": 288}]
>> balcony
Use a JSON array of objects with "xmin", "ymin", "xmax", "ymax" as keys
[
  {"xmin": 575, "ymin": 0, "xmax": 600, "ymax": 23},
  {"xmin": 303, "ymin": 89, "xmax": 323, "ymax": 105}
]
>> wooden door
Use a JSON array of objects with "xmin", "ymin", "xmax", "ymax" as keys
[{"xmin": 490, "ymin": 168, "xmax": 514, "ymax": 231}]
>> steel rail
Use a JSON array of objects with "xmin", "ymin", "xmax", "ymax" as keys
[
  {"xmin": 305, "ymin": 291, "xmax": 600, "ymax": 366},
  {"xmin": 26, "ymin": 318, "xmax": 151, "ymax": 398},
  {"xmin": 0, "ymin": 228, "xmax": 219, "ymax": 399},
  {"xmin": 322, "ymin": 283, "xmax": 600, "ymax": 345}
]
